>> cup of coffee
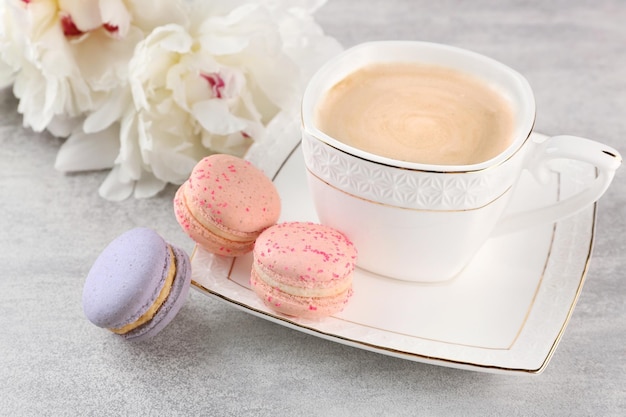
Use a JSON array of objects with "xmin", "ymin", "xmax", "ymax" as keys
[{"xmin": 301, "ymin": 41, "xmax": 621, "ymax": 282}]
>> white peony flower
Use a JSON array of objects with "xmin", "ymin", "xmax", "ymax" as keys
[
  {"xmin": 89, "ymin": 0, "xmax": 342, "ymax": 200},
  {"xmin": 2, "ymin": 0, "xmax": 342, "ymax": 200},
  {"xmin": 0, "ymin": 0, "xmax": 188, "ymax": 132}
]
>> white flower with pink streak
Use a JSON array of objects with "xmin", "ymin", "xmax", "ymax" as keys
[
  {"xmin": 86, "ymin": 1, "xmax": 341, "ymax": 200},
  {"xmin": 0, "ymin": 0, "xmax": 187, "ymax": 133},
  {"xmin": 0, "ymin": 0, "xmax": 341, "ymax": 200}
]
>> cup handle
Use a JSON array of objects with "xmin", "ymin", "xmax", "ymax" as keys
[{"xmin": 493, "ymin": 135, "xmax": 622, "ymax": 236}]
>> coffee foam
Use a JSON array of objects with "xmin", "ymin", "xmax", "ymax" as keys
[{"xmin": 315, "ymin": 62, "xmax": 515, "ymax": 165}]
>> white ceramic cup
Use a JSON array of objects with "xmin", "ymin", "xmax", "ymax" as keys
[{"xmin": 301, "ymin": 41, "xmax": 622, "ymax": 282}]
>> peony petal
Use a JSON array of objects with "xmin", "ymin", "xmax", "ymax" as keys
[
  {"xmin": 201, "ymin": 130, "xmax": 251, "ymax": 157},
  {"xmin": 83, "ymin": 88, "xmax": 130, "ymax": 133},
  {"xmin": 147, "ymin": 140, "xmax": 202, "ymax": 184},
  {"xmin": 129, "ymin": 25, "xmax": 192, "ymax": 111},
  {"xmin": 72, "ymin": 27, "xmax": 143, "ymax": 91},
  {"xmin": 54, "ymin": 125, "xmax": 120, "ymax": 172},
  {"xmin": 0, "ymin": 61, "xmax": 14, "ymax": 88},
  {"xmin": 167, "ymin": 56, "xmax": 216, "ymax": 111},
  {"xmin": 243, "ymin": 47, "xmax": 301, "ymax": 111},
  {"xmin": 116, "ymin": 112, "xmax": 142, "ymax": 181},
  {"xmin": 58, "ymin": 0, "xmax": 102, "ymax": 31},
  {"xmin": 196, "ymin": 4, "xmax": 259, "ymax": 55},
  {"xmin": 157, "ymin": 25, "xmax": 194, "ymax": 54},
  {"xmin": 125, "ymin": 0, "xmax": 189, "ymax": 33},
  {"xmin": 198, "ymin": 33, "xmax": 250, "ymax": 55},
  {"xmin": 46, "ymin": 115, "xmax": 84, "ymax": 137},
  {"xmin": 14, "ymin": 68, "xmax": 53, "ymax": 132},
  {"xmin": 245, "ymin": 109, "xmax": 301, "ymax": 176},
  {"xmin": 133, "ymin": 171, "xmax": 167, "ymax": 199},
  {"xmin": 98, "ymin": 0, "xmax": 131, "ymax": 38},
  {"xmin": 192, "ymin": 99, "xmax": 247, "ymax": 135},
  {"xmin": 98, "ymin": 165, "xmax": 134, "ymax": 201},
  {"xmin": 205, "ymin": 3, "xmax": 260, "ymax": 29}
]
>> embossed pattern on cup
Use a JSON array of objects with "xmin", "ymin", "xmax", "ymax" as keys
[{"xmin": 302, "ymin": 133, "xmax": 516, "ymax": 211}]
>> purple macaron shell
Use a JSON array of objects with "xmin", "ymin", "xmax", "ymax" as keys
[
  {"xmin": 82, "ymin": 228, "xmax": 191, "ymax": 341},
  {"xmin": 121, "ymin": 245, "xmax": 191, "ymax": 341}
]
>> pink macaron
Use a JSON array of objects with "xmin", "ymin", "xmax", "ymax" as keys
[
  {"xmin": 250, "ymin": 222, "xmax": 357, "ymax": 319},
  {"xmin": 174, "ymin": 154, "xmax": 281, "ymax": 256}
]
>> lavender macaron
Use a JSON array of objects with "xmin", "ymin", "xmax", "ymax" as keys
[{"xmin": 82, "ymin": 228, "xmax": 192, "ymax": 341}]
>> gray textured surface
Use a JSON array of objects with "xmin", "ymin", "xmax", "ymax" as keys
[{"xmin": 1, "ymin": 1, "xmax": 625, "ymax": 415}]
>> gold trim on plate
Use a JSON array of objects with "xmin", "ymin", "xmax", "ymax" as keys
[{"xmin": 189, "ymin": 139, "xmax": 596, "ymax": 374}]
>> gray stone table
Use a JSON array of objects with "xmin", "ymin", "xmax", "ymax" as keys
[{"xmin": 1, "ymin": 1, "xmax": 624, "ymax": 415}]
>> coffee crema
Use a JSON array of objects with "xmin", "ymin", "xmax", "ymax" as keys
[{"xmin": 315, "ymin": 62, "xmax": 515, "ymax": 165}]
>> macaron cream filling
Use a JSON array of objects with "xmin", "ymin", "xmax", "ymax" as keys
[
  {"xmin": 252, "ymin": 262, "xmax": 352, "ymax": 298},
  {"xmin": 109, "ymin": 246, "xmax": 177, "ymax": 335}
]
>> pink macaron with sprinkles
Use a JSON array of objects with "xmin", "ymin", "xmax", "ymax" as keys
[
  {"xmin": 174, "ymin": 154, "xmax": 280, "ymax": 256},
  {"xmin": 82, "ymin": 228, "xmax": 192, "ymax": 341},
  {"xmin": 251, "ymin": 222, "xmax": 357, "ymax": 319}
]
